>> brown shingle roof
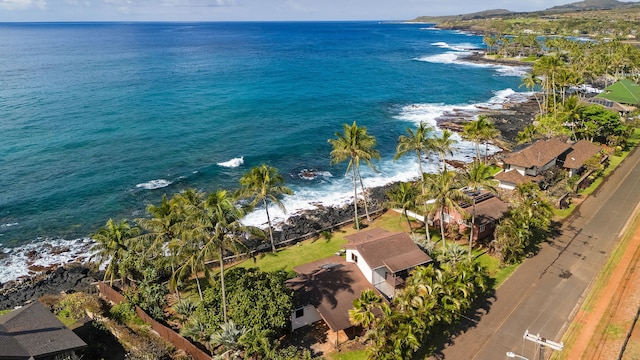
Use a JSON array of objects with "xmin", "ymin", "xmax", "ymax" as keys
[
  {"xmin": 0, "ymin": 301, "xmax": 87, "ymax": 359},
  {"xmin": 495, "ymin": 169, "xmax": 529, "ymax": 185},
  {"xmin": 289, "ymin": 256, "xmax": 376, "ymax": 332},
  {"xmin": 345, "ymin": 230, "xmax": 431, "ymax": 272},
  {"xmin": 468, "ymin": 196, "xmax": 510, "ymax": 224},
  {"xmin": 563, "ymin": 140, "xmax": 601, "ymax": 169},
  {"xmin": 503, "ymin": 138, "xmax": 572, "ymax": 168}
]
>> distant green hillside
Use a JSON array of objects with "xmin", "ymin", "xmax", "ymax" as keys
[{"xmin": 409, "ymin": 0, "xmax": 640, "ymax": 23}]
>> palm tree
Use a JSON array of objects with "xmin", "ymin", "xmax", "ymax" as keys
[
  {"xmin": 198, "ymin": 189, "xmax": 258, "ymax": 321},
  {"xmin": 422, "ymin": 170, "xmax": 468, "ymax": 249},
  {"xmin": 462, "ymin": 116, "xmax": 499, "ymax": 163},
  {"xmin": 516, "ymin": 124, "xmax": 539, "ymax": 145},
  {"xmin": 430, "ymin": 129, "xmax": 457, "ymax": 171},
  {"xmin": 136, "ymin": 194, "xmax": 183, "ymax": 294},
  {"xmin": 394, "ymin": 121, "xmax": 435, "ymax": 176},
  {"xmin": 349, "ymin": 289, "xmax": 383, "ymax": 330},
  {"xmin": 520, "ymin": 72, "xmax": 544, "ymax": 115},
  {"xmin": 385, "ymin": 182, "xmax": 419, "ymax": 233},
  {"xmin": 328, "ymin": 121, "xmax": 380, "ymax": 230},
  {"xmin": 92, "ymin": 218, "xmax": 139, "ymax": 286},
  {"xmin": 395, "ymin": 122, "xmax": 437, "ymax": 239},
  {"xmin": 460, "ymin": 163, "xmax": 498, "ymax": 257},
  {"xmin": 172, "ymin": 188, "xmax": 208, "ymax": 301},
  {"xmin": 239, "ymin": 164, "xmax": 293, "ymax": 253},
  {"xmin": 478, "ymin": 119, "xmax": 500, "ymax": 164}
]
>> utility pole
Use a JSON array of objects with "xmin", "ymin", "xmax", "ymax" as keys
[{"xmin": 523, "ymin": 329, "xmax": 563, "ymax": 359}]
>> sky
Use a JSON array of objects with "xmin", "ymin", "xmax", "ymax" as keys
[{"xmin": 0, "ymin": 0, "xmax": 638, "ymax": 22}]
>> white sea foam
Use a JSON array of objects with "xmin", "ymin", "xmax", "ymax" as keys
[
  {"xmin": 420, "ymin": 27, "xmax": 441, "ymax": 31},
  {"xmin": 136, "ymin": 179, "xmax": 172, "ymax": 190},
  {"xmin": 217, "ymin": 156, "xmax": 244, "ymax": 168},
  {"xmin": 0, "ymin": 237, "xmax": 97, "ymax": 284},
  {"xmin": 0, "ymin": 222, "xmax": 19, "ymax": 230},
  {"xmin": 242, "ymin": 90, "xmax": 524, "ymax": 232},
  {"xmin": 416, "ymin": 50, "xmax": 530, "ymax": 77}
]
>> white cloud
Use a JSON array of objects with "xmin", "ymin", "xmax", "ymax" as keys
[{"xmin": 0, "ymin": 0, "xmax": 46, "ymax": 10}]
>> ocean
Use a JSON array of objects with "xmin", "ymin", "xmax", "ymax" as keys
[{"xmin": 0, "ymin": 21, "xmax": 530, "ymax": 282}]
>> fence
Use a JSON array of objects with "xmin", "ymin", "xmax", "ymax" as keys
[{"xmin": 97, "ymin": 282, "xmax": 211, "ymax": 360}]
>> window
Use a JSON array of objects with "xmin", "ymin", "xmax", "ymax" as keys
[
  {"xmin": 295, "ymin": 308, "xmax": 304, "ymax": 318},
  {"xmin": 351, "ymin": 253, "xmax": 359, "ymax": 263},
  {"xmin": 479, "ymin": 224, "xmax": 486, "ymax": 233}
]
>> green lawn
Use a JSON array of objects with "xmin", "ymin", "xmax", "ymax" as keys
[
  {"xmin": 236, "ymin": 235, "xmax": 349, "ymax": 275},
  {"xmin": 330, "ymin": 350, "xmax": 367, "ymax": 360}
]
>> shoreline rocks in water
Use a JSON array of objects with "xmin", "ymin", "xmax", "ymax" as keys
[{"xmin": 0, "ymin": 265, "xmax": 102, "ymax": 310}]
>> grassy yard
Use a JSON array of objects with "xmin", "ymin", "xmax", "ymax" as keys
[{"xmin": 330, "ymin": 350, "xmax": 367, "ymax": 360}]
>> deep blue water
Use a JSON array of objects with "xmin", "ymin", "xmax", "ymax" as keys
[{"xmin": 0, "ymin": 22, "xmax": 528, "ymax": 280}]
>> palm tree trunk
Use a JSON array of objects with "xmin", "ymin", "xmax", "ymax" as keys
[
  {"xmin": 404, "ymin": 209, "xmax": 413, "ymax": 233},
  {"xmin": 440, "ymin": 207, "xmax": 446, "ymax": 249},
  {"xmin": 356, "ymin": 166, "xmax": 371, "ymax": 222},
  {"xmin": 220, "ymin": 248, "xmax": 228, "ymax": 322},
  {"xmin": 469, "ymin": 198, "xmax": 476, "ymax": 258},
  {"xmin": 484, "ymin": 142, "xmax": 489, "ymax": 164},
  {"xmin": 195, "ymin": 272, "xmax": 203, "ymax": 302},
  {"xmin": 264, "ymin": 198, "xmax": 276, "ymax": 253},
  {"xmin": 352, "ymin": 165, "xmax": 360, "ymax": 230},
  {"xmin": 416, "ymin": 150, "xmax": 423, "ymax": 176}
]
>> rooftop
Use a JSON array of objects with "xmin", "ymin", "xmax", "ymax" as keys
[
  {"xmin": 0, "ymin": 301, "xmax": 87, "ymax": 359},
  {"xmin": 503, "ymin": 138, "xmax": 572, "ymax": 169},
  {"xmin": 595, "ymin": 78, "xmax": 640, "ymax": 106},
  {"xmin": 345, "ymin": 229, "xmax": 432, "ymax": 273},
  {"xmin": 289, "ymin": 256, "xmax": 376, "ymax": 332},
  {"xmin": 563, "ymin": 140, "xmax": 602, "ymax": 169}
]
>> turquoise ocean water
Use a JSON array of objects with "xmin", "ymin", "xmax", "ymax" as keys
[{"xmin": 0, "ymin": 21, "xmax": 529, "ymax": 281}]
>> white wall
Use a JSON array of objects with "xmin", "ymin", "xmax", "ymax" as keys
[
  {"xmin": 346, "ymin": 249, "xmax": 373, "ymax": 284},
  {"xmin": 291, "ymin": 305, "xmax": 322, "ymax": 331}
]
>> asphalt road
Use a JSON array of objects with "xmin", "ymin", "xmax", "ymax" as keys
[{"xmin": 438, "ymin": 147, "xmax": 640, "ymax": 360}]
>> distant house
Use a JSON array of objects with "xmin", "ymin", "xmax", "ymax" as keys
[
  {"xmin": 495, "ymin": 138, "xmax": 572, "ymax": 190},
  {"xmin": 287, "ymin": 229, "xmax": 431, "ymax": 335},
  {"xmin": 435, "ymin": 191, "xmax": 510, "ymax": 242},
  {"xmin": 587, "ymin": 78, "xmax": 640, "ymax": 115},
  {"xmin": 0, "ymin": 301, "xmax": 87, "ymax": 360},
  {"xmin": 496, "ymin": 138, "xmax": 606, "ymax": 191}
]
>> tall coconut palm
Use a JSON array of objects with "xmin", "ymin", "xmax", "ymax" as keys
[
  {"xmin": 239, "ymin": 164, "xmax": 293, "ymax": 253},
  {"xmin": 136, "ymin": 194, "xmax": 183, "ymax": 294},
  {"xmin": 199, "ymin": 189, "xmax": 258, "ymax": 321},
  {"xmin": 520, "ymin": 72, "xmax": 544, "ymax": 115},
  {"xmin": 430, "ymin": 129, "xmax": 457, "ymax": 171},
  {"xmin": 394, "ymin": 121, "xmax": 435, "ymax": 176},
  {"xmin": 92, "ymin": 218, "xmax": 139, "ymax": 286},
  {"xmin": 460, "ymin": 163, "xmax": 498, "ymax": 257},
  {"xmin": 328, "ymin": 121, "xmax": 380, "ymax": 230},
  {"xmin": 395, "ymin": 122, "xmax": 437, "ymax": 239},
  {"xmin": 463, "ymin": 115, "xmax": 500, "ymax": 164},
  {"xmin": 172, "ymin": 188, "xmax": 208, "ymax": 300},
  {"xmin": 477, "ymin": 118, "xmax": 500, "ymax": 164},
  {"xmin": 385, "ymin": 182, "xmax": 419, "ymax": 233},
  {"xmin": 422, "ymin": 170, "xmax": 468, "ymax": 249}
]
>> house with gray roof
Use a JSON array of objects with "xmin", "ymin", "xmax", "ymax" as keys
[{"xmin": 0, "ymin": 301, "xmax": 87, "ymax": 360}]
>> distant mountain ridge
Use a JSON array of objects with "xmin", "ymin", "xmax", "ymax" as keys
[
  {"xmin": 549, "ymin": 0, "xmax": 639, "ymax": 11},
  {"xmin": 411, "ymin": 0, "xmax": 640, "ymax": 22}
]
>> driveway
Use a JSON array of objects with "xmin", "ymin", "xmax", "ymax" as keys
[{"xmin": 437, "ymin": 147, "xmax": 640, "ymax": 360}]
